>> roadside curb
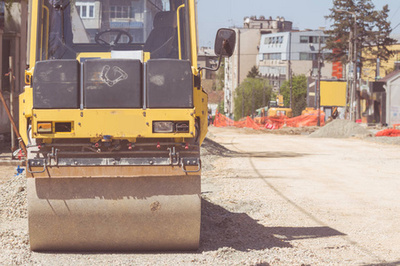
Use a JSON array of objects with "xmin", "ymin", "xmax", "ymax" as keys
[
  {"xmin": 0, "ymin": 160, "xmax": 23, "ymax": 166},
  {"xmin": 0, "ymin": 152, "xmax": 24, "ymax": 166}
]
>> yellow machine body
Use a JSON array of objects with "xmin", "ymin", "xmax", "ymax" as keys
[
  {"xmin": 268, "ymin": 107, "xmax": 293, "ymax": 118},
  {"xmin": 31, "ymin": 108, "xmax": 196, "ymax": 140},
  {"xmin": 20, "ymin": 0, "xmax": 210, "ymax": 251},
  {"xmin": 267, "ymin": 94, "xmax": 293, "ymax": 118}
]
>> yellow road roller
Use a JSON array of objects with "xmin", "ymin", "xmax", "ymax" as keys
[{"xmin": 19, "ymin": 0, "xmax": 235, "ymax": 251}]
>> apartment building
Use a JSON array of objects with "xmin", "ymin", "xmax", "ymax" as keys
[
  {"xmin": 197, "ymin": 47, "xmax": 223, "ymax": 113},
  {"xmin": 257, "ymin": 30, "xmax": 334, "ymax": 92},
  {"xmin": 224, "ymin": 16, "xmax": 293, "ymax": 117}
]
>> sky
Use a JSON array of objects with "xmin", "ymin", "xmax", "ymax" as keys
[{"xmin": 197, "ymin": 0, "xmax": 400, "ymax": 48}]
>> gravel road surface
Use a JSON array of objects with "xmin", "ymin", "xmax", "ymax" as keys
[{"xmin": 1, "ymin": 126, "xmax": 400, "ymax": 265}]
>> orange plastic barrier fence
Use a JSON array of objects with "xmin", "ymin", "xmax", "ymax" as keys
[
  {"xmin": 376, "ymin": 125, "xmax": 400, "ymax": 137},
  {"xmin": 213, "ymin": 110, "xmax": 325, "ymax": 130},
  {"xmin": 213, "ymin": 112, "xmax": 261, "ymax": 130}
]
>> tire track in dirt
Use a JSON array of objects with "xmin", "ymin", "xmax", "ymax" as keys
[{"xmin": 225, "ymin": 136, "xmax": 388, "ymax": 264}]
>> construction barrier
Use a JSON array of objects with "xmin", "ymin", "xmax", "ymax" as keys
[
  {"xmin": 213, "ymin": 110, "xmax": 325, "ymax": 130},
  {"xmin": 213, "ymin": 112, "xmax": 261, "ymax": 130},
  {"xmin": 376, "ymin": 124, "xmax": 400, "ymax": 137}
]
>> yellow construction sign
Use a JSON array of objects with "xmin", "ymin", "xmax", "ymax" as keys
[{"xmin": 320, "ymin": 81, "xmax": 347, "ymax": 107}]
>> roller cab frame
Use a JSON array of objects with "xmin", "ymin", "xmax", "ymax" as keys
[{"xmin": 20, "ymin": 0, "xmax": 235, "ymax": 251}]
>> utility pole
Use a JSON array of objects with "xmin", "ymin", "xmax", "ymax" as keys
[
  {"xmin": 335, "ymin": 9, "xmax": 357, "ymax": 122},
  {"xmin": 349, "ymin": 29, "xmax": 354, "ymax": 122},
  {"xmin": 9, "ymin": 56, "xmax": 15, "ymax": 151},
  {"xmin": 317, "ymin": 34, "xmax": 322, "ymax": 126},
  {"xmin": 288, "ymin": 32, "xmax": 293, "ymax": 109},
  {"xmin": 262, "ymin": 79, "xmax": 266, "ymax": 107},
  {"xmin": 251, "ymin": 83, "xmax": 255, "ymax": 118},
  {"xmin": 353, "ymin": 13, "xmax": 358, "ymax": 122}
]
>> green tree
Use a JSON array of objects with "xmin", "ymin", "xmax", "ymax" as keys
[
  {"xmin": 233, "ymin": 78, "xmax": 272, "ymax": 120},
  {"xmin": 215, "ymin": 60, "xmax": 225, "ymax": 91},
  {"xmin": 217, "ymin": 99, "xmax": 224, "ymax": 114},
  {"xmin": 247, "ymin": 66, "xmax": 260, "ymax": 78},
  {"xmin": 324, "ymin": 0, "xmax": 396, "ymax": 69},
  {"xmin": 280, "ymin": 75, "xmax": 307, "ymax": 117}
]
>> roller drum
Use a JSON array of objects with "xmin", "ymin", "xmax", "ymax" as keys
[{"xmin": 27, "ymin": 174, "xmax": 201, "ymax": 251}]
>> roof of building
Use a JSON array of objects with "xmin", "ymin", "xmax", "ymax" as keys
[
  {"xmin": 379, "ymin": 69, "xmax": 400, "ymax": 82},
  {"xmin": 390, "ymin": 34, "xmax": 400, "ymax": 44},
  {"xmin": 198, "ymin": 47, "xmax": 216, "ymax": 57},
  {"xmin": 207, "ymin": 90, "xmax": 224, "ymax": 104}
]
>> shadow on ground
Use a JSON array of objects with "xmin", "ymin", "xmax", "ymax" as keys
[
  {"xmin": 363, "ymin": 262, "xmax": 400, "ymax": 266},
  {"xmin": 200, "ymin": 198, "xmax": 345, "ymax": 252},
  {"xmin": 202, "ymin": 138, "xmax": 306, "ymax": 159}
]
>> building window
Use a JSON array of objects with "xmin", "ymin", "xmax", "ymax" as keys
[
  {"xmin": 300, "ymin": 53, "xmax": 318, "ymax": 60},
  {"xmin": 310, "ymin": 36, "xmax": 319, "ymax": 44},
  {"xmin": 76, "ymin": 2, "xmax": 95, "ymax": 19},
  {"xmin": 263, "ymin": 53, "xmax": 282, "ymax": 60},
  {"xmin": 300, "ymin": 36, "xmax": 309, "ymax": 43},
  {"xmin": 265, "ymin": 36, "xmax": 284, "ymax": 45},
  {"xmin": 110, "ymin": 6, "xmax": 131, "ymax": 19},
  {"xmin": 300, "ymin": 53, "xmax": 309, "ymax": 60},
  {"xmin": 300, "ymin": 35, "xmax": 327, "ymax": 44}
]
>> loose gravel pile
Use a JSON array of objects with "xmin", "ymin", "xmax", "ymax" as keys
[
  {"xmin": 0, "ymin": 167, "xmax": 31, "ymax": 265},
  {"xmin": 0, "ymin": 169, "xmax": 27, "ymax": 221},
  {"xmin": 366, "ymin": 136, "xmax": 400, "ymax": 146},
  {"xmin": 309, "ymin": 119, "xmax": 372, "ymax": 138}
]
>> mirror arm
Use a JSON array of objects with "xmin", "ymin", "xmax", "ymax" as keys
[{"xmin": 198, "ymin": 53, "xmax": 223, "ymax": 74}]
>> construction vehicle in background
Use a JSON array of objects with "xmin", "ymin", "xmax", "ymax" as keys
[
  {"xmin": 254, "ymin": 95, "xmax": 292, "ymax": 124},
  {"xmin": 267, "ymin": 94, "xmax": 293, "ymax": 118},
  {"xmin": 19, "ymin": 0, "xmax": 235, "ymax": 251},
  {"xmin": 254, "ymin": 106, "xmax": 268, "ymax": 124}
]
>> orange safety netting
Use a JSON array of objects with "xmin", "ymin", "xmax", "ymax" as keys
[
  {"xmin": 376, "ymin": 124, "xmax": 400, "ymax": 137},
  {"xmin": 213, "ymin": 112, "xmax": 261, "ymax": 130},
  {"xmin": 213, "ymin": 110, "xmax": 325, "ymax": 130}
]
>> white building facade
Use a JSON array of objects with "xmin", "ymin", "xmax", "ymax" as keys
[
  {"xmin": 224, "ymin": 16, "xmax": 293, "ymax": 117},
  {"xmin": 258, "ymin": 30, "xmax": 334, "ymax": 92}
]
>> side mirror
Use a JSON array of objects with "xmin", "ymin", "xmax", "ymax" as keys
[
  {"xmin": 198, "ymin": 28, "xmax": 236, "ymax": 75},
  {"xmin": 214, "ymin": 28, "xmax": 236, "ymax": 58}
]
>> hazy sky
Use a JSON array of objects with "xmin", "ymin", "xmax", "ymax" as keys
[{"xmin": 197, "ymin": 0, "xmax": 400, "ymax": 47}]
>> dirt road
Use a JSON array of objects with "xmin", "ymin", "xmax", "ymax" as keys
[{"xmin": 1, "ymin": 126, "xmax": 400, "ymax": 265}]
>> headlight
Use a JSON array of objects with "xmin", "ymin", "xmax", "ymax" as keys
[
  {"xmin": 153, "ymin": 121, "xmax": 174, "ymax": 133},
  {"xmin": 37, "ymin": 122, "xmax": 52, "ymax": 133}
]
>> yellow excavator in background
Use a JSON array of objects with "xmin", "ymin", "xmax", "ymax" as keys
[
  {"xmin": 19, "ymin": 0, "xmax": 235, "ymax": 251},
  {"xmin": 267, "ymin": 94, "xmax": 293, "ymax": 118}
]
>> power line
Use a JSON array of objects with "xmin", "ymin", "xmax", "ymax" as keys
[
  {"xmin": 389, "ymin": 3, "xmax": 400, "ymax": 33},
  {"xmin": 392, "ymin": 23, "xmax": 400, "ymax": 31},
  {"xmin": 390, "ymin": 4, "xmax": 400, "ymax": 20}
]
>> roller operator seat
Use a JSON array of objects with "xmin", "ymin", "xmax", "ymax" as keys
[{"xmin": 144, "ymin": 11, "xmax": 179, "ymax": 59}]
